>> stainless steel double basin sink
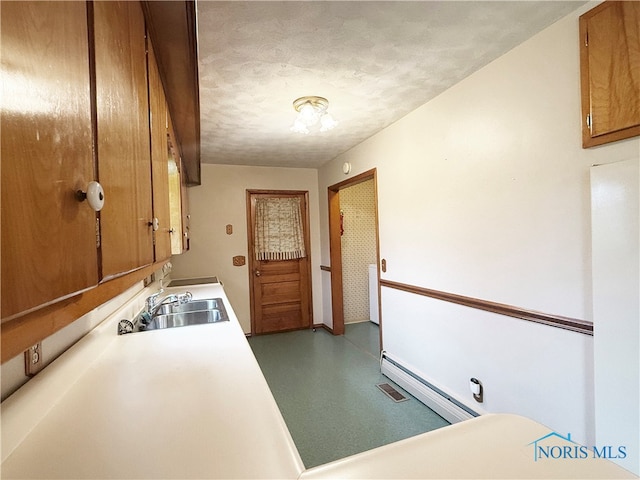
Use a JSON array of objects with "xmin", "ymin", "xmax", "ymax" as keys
[{"xmin": 140, "ymin": 298, "xmax": 229, "ymax": 332}]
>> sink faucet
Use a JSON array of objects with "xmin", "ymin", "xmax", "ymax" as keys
[
  {"xmin": 145, "ymin": 291, "xmax": 163, "ymax": 313},
  {"xmin": 150, "ymin": 294, "xmax": 179, "ymax": 315},
  {"xmin": 145, "ymin": 290, "xmax": 193, "ymax": 316}
]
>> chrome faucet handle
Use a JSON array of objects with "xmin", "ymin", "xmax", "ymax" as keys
[
  {"xmin": 177, "ymin": 291, "xmax": 193, "ymax": 304},
  {"xmin": 145, "ymin": 290, "xmax": 163, "ymax": 311}
]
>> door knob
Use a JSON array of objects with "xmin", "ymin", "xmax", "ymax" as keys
[
  {"xmin": 255, "ymin": 269, "xmax": 261, "ymax": 277},
  {"xmin": 76, "ymin": 181, "xmax": 104, "ymax": 211}
]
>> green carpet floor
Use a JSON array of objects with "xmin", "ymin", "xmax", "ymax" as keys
[{"xmin": 247, "ymin": 322, "xmax": 449, "ymax": 468}]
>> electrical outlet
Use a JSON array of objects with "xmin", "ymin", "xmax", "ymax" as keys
[{"xmin": 24, "ymin": 343, "xmax": 44, "ymax": 377}]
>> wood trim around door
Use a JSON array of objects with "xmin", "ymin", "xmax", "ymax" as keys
[
  {"xmin": 327, "ymin": 169, "xmax": 380, "ymax": 339},
  {"xmin": 328, "ymin": 188, "xmax": 345, "ymax": 335},
  {"xmin": 246, "ymin": 190, "xmax": 313, "ymax": 335}
]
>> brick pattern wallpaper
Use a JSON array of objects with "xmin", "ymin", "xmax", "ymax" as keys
[{"xmin": 340, "ymin": 179, "xmax": 377, "ymax": 323}]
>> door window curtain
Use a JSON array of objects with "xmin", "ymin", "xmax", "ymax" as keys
[{"xmin": 254, "ymin": 197, "xmax": 306, "ymax": 260}]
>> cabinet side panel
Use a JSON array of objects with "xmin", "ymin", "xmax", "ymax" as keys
[
  {"xmin": 94, "ymin": 1, "xmax": 154, "ymax": 278},
  {"xmin": 1, "ymin": 1, "xmax": 99, "ymax": 318},
  {"xmin": 592, "ymin": 159, "xmax": 640, "ymax": 475}
]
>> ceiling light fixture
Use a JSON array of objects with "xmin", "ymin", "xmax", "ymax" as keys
[{"xmin": 290, "ymin": 96, "xmax": 338, "ymax": 134}]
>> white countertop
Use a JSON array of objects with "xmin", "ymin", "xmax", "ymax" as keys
[
  {"xmin": 1, "ymin": 283, "xmax": 304, "ymax": 479},
  {"xmin": 300, "ymin": 413, "xmax": 637, "ymax": 479}
]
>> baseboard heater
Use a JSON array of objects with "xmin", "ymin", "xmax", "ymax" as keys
[{"xmin": 380, "ymin": 352, "xmax": 480, "ymax": 424}]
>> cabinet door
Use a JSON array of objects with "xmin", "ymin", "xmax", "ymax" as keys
[
  {"xmin": 181, "ymin": 162, "xmax": 191, "ymax": 252},
  {"xmin": 167, "ymin": 120, "xmax": 185, "ymax": 255},
  {"xmin": 166, "ymin": 117, "xmax": 190, "ymax": 254},
  {"xmin": 147, "ymin": 40, "xmax": 172, "ymax": 262},
  {"xmin": 93, "ymin": 1, "xmax": 154, "ymax": 278},
  {"xmin": 580, "ymin": 1, "xmax": 640, "ymax": 147},
  {"xmin": 1, "ymin": 1, "xmax": 99, "ymax": 319}
]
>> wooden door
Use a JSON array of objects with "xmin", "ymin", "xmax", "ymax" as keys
[
  {"xmin": 93, "ymin": 1, "xmax": 154, "ymax": 278},
  {"xmin": 147, "ymin": 39, "xmax": 172, "ymax": 262},
  {"xmin": 247, "ymin": 191, "xmax": 312, "ymax": 334},
  {"xmin": 1, "ymin": 1, "xmax": 99, "ymax": 319}
]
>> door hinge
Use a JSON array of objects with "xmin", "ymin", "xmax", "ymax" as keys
[
  {"xmin": 586, "ymin": 113, "xmax": 592, "ymax": 130},
  {"xmin": 96, "ymin": 217, "xmax": 101, "ymax": 248},
  {"xmin": 584, "ymin": 31, "xmax": 588, "ymax": 47}
]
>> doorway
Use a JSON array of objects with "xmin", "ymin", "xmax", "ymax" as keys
[
  {"xmin": 328, "ymin": 169, "xmax": 380, "ymax": 342},
  {"xmin": 247, "ymin": 190, "xmax": 313, "ymax": 334}
]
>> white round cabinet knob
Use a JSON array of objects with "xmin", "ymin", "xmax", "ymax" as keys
[
  {"xmin": 76, "ymin": 181, "xmax": 105, "ymax": 211},
  {"xmin": 149, "ymin": 217, "xmax": 159, "ymax": 231}
]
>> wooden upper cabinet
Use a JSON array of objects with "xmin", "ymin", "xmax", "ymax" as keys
[
  {"xmin": 580, "ymin": 1, "xmax": 640, "ymax": 147},
  {"xmin": 0, "ymin": 2, "xmax": 99, "ymax": 319},
  {"xmin": 0, "ymin": 1, "xmax": 184, "ymax": 325},
  {"xmin": 92, "ymin": 1, "xmax": 154, "ymax": 278},
  {"xmin": 147, "ymin": 40, "xmax": 172, "ymax": 262},
  {"xmin": 142, "ymin": 1, "xmax": 200, "ymax": 186},
  {"xmin": 167, "ymin": 120, "xmax": 186, "ymax": 256}
]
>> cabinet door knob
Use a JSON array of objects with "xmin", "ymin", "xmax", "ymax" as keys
[
  {"xmin": 147, "ymin": 217, "xmax": 159, "ymax": 231},
  {"xmin": 255, "ymin": 269, "xmax": 261, "ymax": 277},
  {"xmin": 75, "ymin": 181, "xmax": 105, "ymax": 211}
]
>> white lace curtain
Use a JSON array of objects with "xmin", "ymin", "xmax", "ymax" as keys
[{"xmin": 254, "ymin": 197, "xmax": 306, "ymax": 260}]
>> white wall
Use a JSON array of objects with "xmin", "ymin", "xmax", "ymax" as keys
[
  {"xmin": 318, "ymin": 2, "xmax": 639, "ymax": 449},
  {"xmin": 1, "ymin": 281, "xmax": 149, "ymax": 401},
  {"xmin": 170, "ymin": 164, "xmax": 322, "ymax": 333}
]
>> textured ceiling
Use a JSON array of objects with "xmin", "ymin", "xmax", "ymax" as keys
[{"xmin": 196, "ymin": 1, "xmax": 584, "ymax": 168}]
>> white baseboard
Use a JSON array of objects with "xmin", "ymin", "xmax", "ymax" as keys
[{"xmin": 381, "ymin": 353, "xmax": 479, "ymax": 424}]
